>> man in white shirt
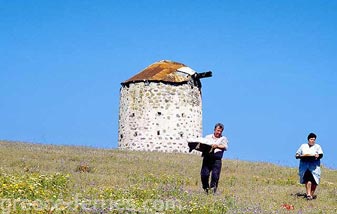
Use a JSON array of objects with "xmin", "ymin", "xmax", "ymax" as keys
[{"xmin": 201, "ymin": 123, "xmax": 228, "ymax": 194}]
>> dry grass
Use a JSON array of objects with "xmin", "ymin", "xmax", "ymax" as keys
[{"xmin": 0, "ymin": 140, "xmax": 336, "ymax": 213}]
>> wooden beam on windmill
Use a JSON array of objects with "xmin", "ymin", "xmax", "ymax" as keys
[{"xmin": 195, "ymin": 71, "xmax": 212, "ymax": 79}]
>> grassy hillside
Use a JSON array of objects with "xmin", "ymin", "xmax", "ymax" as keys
[{"xmin": 0, "ymin": 141, "xmax": 336, "ymax": 213}]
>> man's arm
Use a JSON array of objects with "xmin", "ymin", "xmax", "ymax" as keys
[
  {"xmin": 213, "ymin": 143, "xmax": 227, "ymax": 150},
  {"xmin": 212, "ymin": 137, "xmax": 228, "ymax": 151}
]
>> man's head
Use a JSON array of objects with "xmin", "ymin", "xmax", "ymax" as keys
[
  {"xmin": 213, "ymin": 123, "xmax": 224, "ymax": 138},
  {"xmin": 307, "ymin": 132, "xmax": 317, "ymax": 146}
]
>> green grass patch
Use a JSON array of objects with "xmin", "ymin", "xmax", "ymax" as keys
[{"xmin": 0, "ymin": 141, "xmax": 336, "ymax": 213}]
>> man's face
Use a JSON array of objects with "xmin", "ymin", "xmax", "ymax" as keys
[
  {"xmin": 214, "ymin": 127, "xmax": 223, "ymax": 138},
  {"xmin": 308, "ymin": 137, "xmax": 316, "ymax": 146}
]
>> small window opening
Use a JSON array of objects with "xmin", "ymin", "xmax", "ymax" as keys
[
  {"xmin": 179, "ymin": 132, "xmax": 184, "ymax": 137},
  {"xmin": 157, "ymin": 130, "xmax": 160, "ymax": 135}
]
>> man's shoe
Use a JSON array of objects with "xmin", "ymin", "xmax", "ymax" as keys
[{"xmin": 306, "ymin": 195, "xmax": 313, "ymax": 200}]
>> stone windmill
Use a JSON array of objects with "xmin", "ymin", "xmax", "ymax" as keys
[{"xmin": 118, "ymin": 60, "xmax": 211, "ymax": 153}]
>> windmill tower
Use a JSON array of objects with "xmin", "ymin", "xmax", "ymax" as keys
[{"xmin": 118, "ymin": 60, "xmax": 211, "ymax": 153}]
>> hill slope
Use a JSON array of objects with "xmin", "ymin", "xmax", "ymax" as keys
[{"xmin": 0, "ymin": 141, "xmax": 336, "ymax": 213}]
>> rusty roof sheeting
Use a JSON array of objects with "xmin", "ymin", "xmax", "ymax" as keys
[{"xmin": 122, "ymin": 60, "xmax": 196, "ymax": 84}]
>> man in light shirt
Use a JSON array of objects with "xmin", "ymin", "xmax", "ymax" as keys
[{"xmin": 200, "ymin": 123, "xmax": 228, "ymax": 194}]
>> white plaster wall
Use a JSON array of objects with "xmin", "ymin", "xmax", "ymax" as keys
[{"xmin": 118, "ymin": 82, "xmax": 202, "ymax": 153}]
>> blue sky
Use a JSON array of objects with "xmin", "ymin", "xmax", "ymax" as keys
[{"xmin": 1, "ymin": 0, "xmax": 336, "ymax": 169}]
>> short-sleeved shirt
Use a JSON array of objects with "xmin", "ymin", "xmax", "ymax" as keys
[{"xmin": 205, "ymin": 134, "xmax": 229, "ymax": 159}]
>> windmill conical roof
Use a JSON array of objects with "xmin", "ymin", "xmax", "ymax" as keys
[{"xmin": 122, "ymin": 60, "xmax": 196, "ymax": 84}]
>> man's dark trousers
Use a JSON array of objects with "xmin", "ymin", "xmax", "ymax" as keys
[{"xmin": 201, "ymin": 155, "xmax": 222, "ymax": 192}]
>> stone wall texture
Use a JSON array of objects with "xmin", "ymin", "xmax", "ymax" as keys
[{"xmin": 118, "ymin": 81, "xmax": 202, "ymax": 153}]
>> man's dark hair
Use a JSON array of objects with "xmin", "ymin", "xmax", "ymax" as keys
[
  {"xmin": 307, "ymin": 132, "xmax": 317, "ymax": 140},
  {"xmin": 214, "ymin": 123, "xmax": 224, "ymax": 130}
]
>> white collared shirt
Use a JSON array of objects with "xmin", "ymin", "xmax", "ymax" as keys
[{"xmin": 205, "ymin": 134, "xmax": 229, "ymax": 153}]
